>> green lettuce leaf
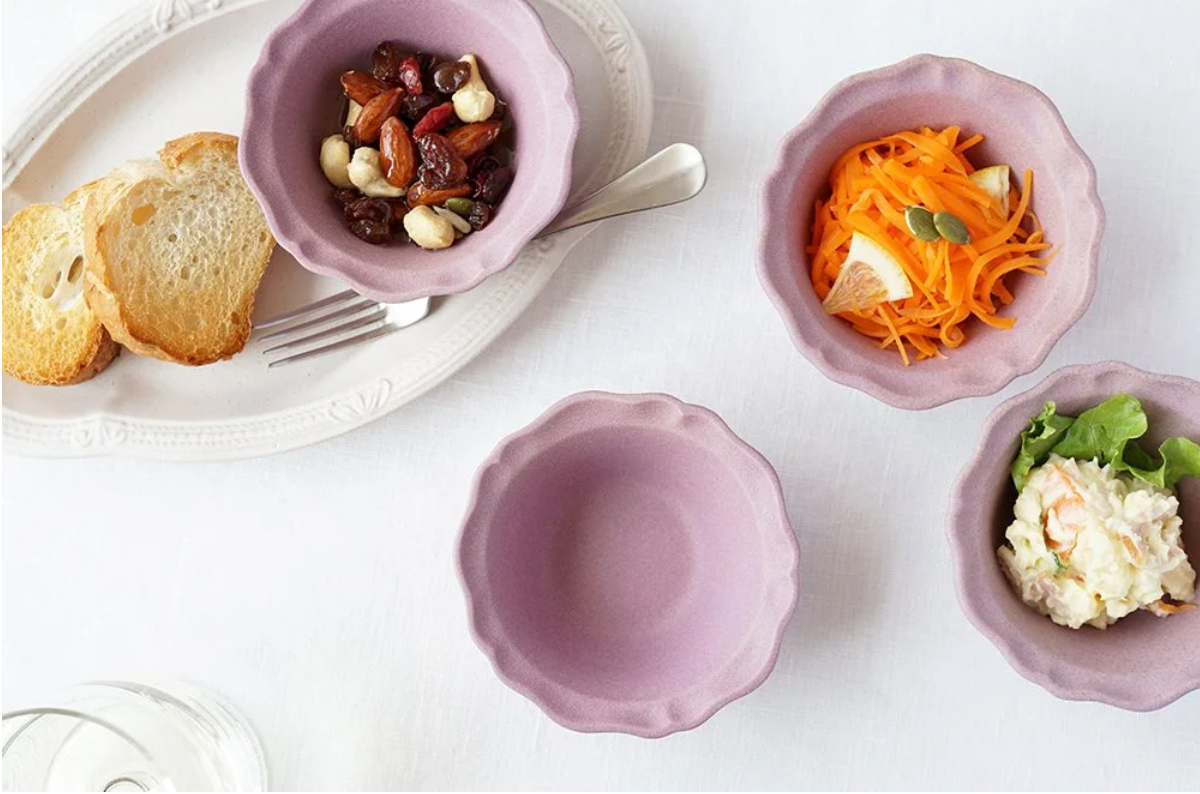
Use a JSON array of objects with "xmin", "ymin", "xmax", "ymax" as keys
[
  {"xmin": 1009, "ymin": 393, "xmax": 1200, "ymax": 491},
  {"xmin": 1051, "ymin": 393, "xmax": 1148, "ymax": 462},
  {"xmin": 1114, "ymin": 436, "xmax": 1200, "ymax": 489},
  {"xmin": 1011, "ymin": 401, "xmax": 1074, "ymax": 491}
]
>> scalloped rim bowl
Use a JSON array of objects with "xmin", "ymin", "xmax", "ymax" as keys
[
  {"xmin": 458, "ymin": 392, "xmax": 800, "ymax": 737},
  {"xmin": 758, "ymin": 54, "xmax": 1105, "ymax": 410},
  {"xmin": 947, "ymin": 361, "xmax": 1200, "ymax": 710},
  {"xmin": 240, "ymin": 0, "xmax": 578, "ymax": 302}
]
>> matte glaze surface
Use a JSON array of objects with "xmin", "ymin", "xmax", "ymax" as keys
[
  {"xmin": 947, "ymin": 361, "xmax": 1200, "ymax": 710},
  {"xmin": 240, "ymin": 0, "xmax": 579, "ymax": 302},
  {"xmin": 758, "ymin": 54, "xmax": 1104, "ymax": 410},
  {"xmin": 459, "ymin": 392, "xmax": 800, "ymax": 737}
]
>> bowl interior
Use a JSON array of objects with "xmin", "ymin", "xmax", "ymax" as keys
[
  {"xmin": 763, "ymin": 58, "xmax": 1099, "ymax": 400},
  {"xmin": 481, "ymin": 426, "xmax": 772, "ymax": 702},
  {"xmin": 246, "ymin": 0, "xmax": 571, "ymax": 297},
  {"xmin": 966, "ymin": 366, "xmax": 1199, "ymax": 693}
]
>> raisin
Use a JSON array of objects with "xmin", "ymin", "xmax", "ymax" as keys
[
  {"xmin": 342, "ymin": 125, "xmax": 364, "ymax": 150},
  {"xmin": 332, "ymin": 188, "xmax": 362, "ymax": 206},
  {"xmin": 491, "ymin": 99, "xmax": 508, "ymax": 123},
  {"xmin": 432, "ymin": 61, "xmax": 471, "ymax": 94},
  {"xmin": 401, "ymin": 93, "xmax": 437, "ymax": 122},
  {"xmin": 415, "ymin": 52, "xmax": 438, "ymax": 73},
  {"xmin": 476, "ymin": 166, "xmax": 513, "ymax": 205},
  {"xmin": 467, "ymin": 200, "xmax": 493, "ymax": 231},
  {"xmin": 350, "ymin": 219, "xmax": 392, "ymax": 244},
  {"xmin": 417, "ymin": 133, "xmax": 468, "ymax": 189},
  {"xmin": 372, "ymin": 42, "xmax": 406, "ymax": 84},
  {"xmin": 386, "ymin": 199, "xmax": 410, "ymax": 235},
  {"xmin": 343, "ymin": 197, "xmax": 393, "ymax": 226},
  {"xmin": 469, "ymin": 155, "xmax": 501, "ymax": 178}
]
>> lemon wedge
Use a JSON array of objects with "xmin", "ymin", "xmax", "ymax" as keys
[
  {"xmin": 969, "ymin": 164, "xmax": 1011, "ymax": 216},
  {"xmin": 821, "ymin": 232, "xmax": 913, "ymax": 314}
]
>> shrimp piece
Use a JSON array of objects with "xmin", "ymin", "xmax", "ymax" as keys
[
  {"xmin": 1041, "ymin": 463, "xmax": 1086, "ymax": 558},
  {"xmin": 1148, "ymin": 599, "xmax": 1197, "ymax": 617}
]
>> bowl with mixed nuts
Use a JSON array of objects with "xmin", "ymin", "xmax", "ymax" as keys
[{"xmin": 240, "ymin": 0, "xmax": 578, "ymax": 302}]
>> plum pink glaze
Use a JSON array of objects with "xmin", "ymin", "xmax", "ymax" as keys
[
  {"xmin": 458, "ymin": 392, "xmax": 800, "ymax": 737},
  {"xmin": 239, "ymin": 0, "xmax": 578, "ymax": 303},
  {"xmin": 947, "ymin": 361, "xmax": 1200, "ymax": 710},
  {"xmin": 757, "ymin": 54, "xmax": 1105, "ymax": 410}
]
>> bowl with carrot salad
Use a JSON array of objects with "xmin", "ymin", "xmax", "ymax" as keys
[{"xmin": 758, "ymin": 55, "xmax": 1104, "ymax": 410}]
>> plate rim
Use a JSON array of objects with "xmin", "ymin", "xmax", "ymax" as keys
[{"xmin": 2, "ymin": 0, "xmax": 654, "ymax": 461}]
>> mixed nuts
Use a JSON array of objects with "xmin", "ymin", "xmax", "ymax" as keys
[{"xmin": 320, "ymin": 43, "xmax": 514, "ymax": 250}]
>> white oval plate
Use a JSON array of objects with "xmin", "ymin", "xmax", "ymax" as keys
[{"xmin": 2, "ymin": 0, "xmax": 652, "ymax": 460}]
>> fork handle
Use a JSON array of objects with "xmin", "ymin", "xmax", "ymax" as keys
[{"xmin": 533, "ymin": 143, "xmax": 707, "ymax": 239}]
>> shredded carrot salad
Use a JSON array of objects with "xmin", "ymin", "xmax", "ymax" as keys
[{"xmin": 808, "ymin": 126, "xmax": 1053, "ymax": 364}]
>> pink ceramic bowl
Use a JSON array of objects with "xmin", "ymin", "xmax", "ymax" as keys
[
  {"xmin": 458, "ymin": 392, "xmax": 800, "ymax": 737},
  {"xmin": 240, "ymin": 0, "xmax": 578, "ymax": 302},
  {"xmin": 758, "ymin": 54, "xmax": 1104, "ymax": 410},
  {"xmin": 948, "ymin": 361, "xmax": 1200, "ymax": 710}
]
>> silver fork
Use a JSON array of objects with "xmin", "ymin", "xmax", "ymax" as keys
[{"xmin": 255, "ymin": 143, "xmax": 707, "ymax": 367}]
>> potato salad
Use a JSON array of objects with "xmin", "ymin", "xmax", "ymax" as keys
[
  {"xmin": 998, "ymin": 454, "xmax": 1195, "ymax": 629},
  {"xmin": 997, "ymin": 394, "xmax": 1200, "ymax": 629}
]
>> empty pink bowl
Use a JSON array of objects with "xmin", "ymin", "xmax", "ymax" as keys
[
  {"xmin": 458, "ymin": 392, "xmax": 800, "ymax": 737},
  {"xmin": 948, "ymin": 361, "xmax": 1200, "ymax": 710},
  {"xmin": 240, "ymin": 0, "xmax": 578, "ymax": 302},
  {"xmin": 758, "ymin": 54, "xmax": 1104, "ymax": 410}
]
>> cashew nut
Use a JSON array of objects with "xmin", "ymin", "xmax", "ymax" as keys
[
  {"xmin": 432, "ymin": 205, "xmax": 472, "ymax": 235},
  {"xmin": 403, "ymin": 205, "xmax": 455, "ymax": 250},
  {"xmin": 452, "ymin": 54, "xmax": 496, "ymax": 123},
  {"xmin": 319, "ymin": 135, "xmax": 354, "ymax": 189},
  {"xmin": 347, "ymin": 147, "xmax": 404, "ymax": 198},
  {"xmin": 344, "ymin": 99, "xmax": 363, "ymax": 127}
]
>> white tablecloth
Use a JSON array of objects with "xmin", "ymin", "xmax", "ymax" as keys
[{"xmin": 4, "ymin": 1, "xmax": 1200, "ymax": 790}]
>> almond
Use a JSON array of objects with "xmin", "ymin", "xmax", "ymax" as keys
[
  {"xmin": 406, "ymin": 182, "xmax": 472, "ymax": 207},
  {"xmin": 340, "ymin": 70, "xmax": 392, "ymax": 105},
  {"xmin": 379, "ymin": 117, "xmax": 416, "ymax": 188},
  {"xmin": 446, "ymin": 121, "xmax": 503, "ymax": 159},
  {"xmin": 352, "ymin": 87, "xmax": 405, "ymax": 144}
]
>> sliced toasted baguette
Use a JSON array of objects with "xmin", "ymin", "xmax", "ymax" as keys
[
  {"xmin": 3, "ymin": 183, "xmax": 120, "ymax": 385},
  {"xmin": 84, "ymin": 132, "xmax": 275, "ymax": 366}
]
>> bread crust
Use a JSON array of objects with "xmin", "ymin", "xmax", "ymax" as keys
[
  {"xmin": 2, "ymin": 181, "xmax": 120, "ymax": 386},
  {"xmin": 83, "ymin": 132, "xmax": 275, "ymax": 366}
]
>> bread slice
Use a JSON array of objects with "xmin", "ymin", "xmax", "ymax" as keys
[
  {"xmin": 84, "ymin": 132, "xmax": 275, "ymax": 365},
  {"xmin": 3, "ymin": 183, "xmax": 120, "ymax": 385}
]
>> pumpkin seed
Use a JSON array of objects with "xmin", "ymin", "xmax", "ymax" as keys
[
  {"xmin": 445, "ymin": 197, "xmax": 475, "ymax": 218},
  {"xmin": 933, "ymin": 210, "xmax": 971, "ymax": 245},
  {"xmin": 904, "ymin": 206, "xmax": 940, "ymax": 242}
]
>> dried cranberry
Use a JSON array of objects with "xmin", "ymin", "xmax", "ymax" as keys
[
  {"xmin": 332, "ymin": 188, "xmax": 362, "ymax": 206},
  {"xmin": 343, "ymin": 197, "xmax": 393, "ymax": 226},
  {"xmin": 432, "ymin": 61, "xmax": 471, "ymax": 94},
  {"xmin": 417, "ymin": 133, "xmax": 468, "ymax": 189},
  {"xmin": 467, "ymin": 200, "xmax": 493, "ymax": 231},
  {"xmin": 476, "ymin": 166, "xmax": 513, "ymax": 205},
  {"xmin": 372, "ymin": 42, "xmax": 405, "ymax": 84},
  {"xmin": 397, "ymin": 56, "xmax": 424, "ymax": 95},
  {"xmin": 412, "ymin": 102, "xmax": 456, "ymax": 138},
  {"xmin": 350, "ymin": 219, "xmax": 392, "ymax": 244},
  {"xmin": 401, "ymin": 93, "xmax": 437, "ymax": 122}
]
